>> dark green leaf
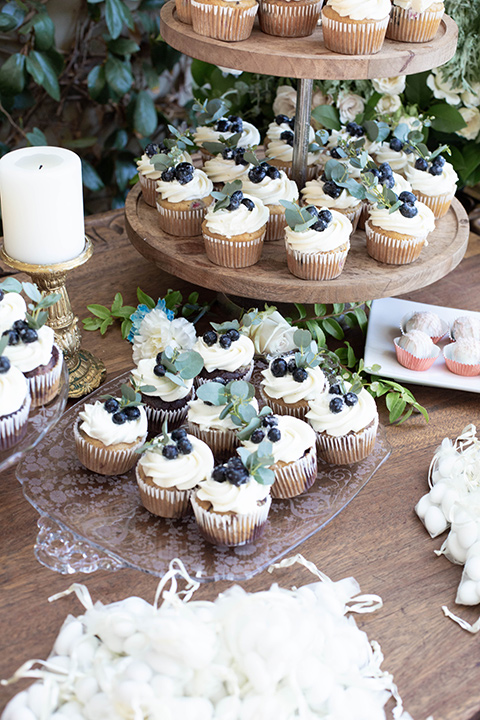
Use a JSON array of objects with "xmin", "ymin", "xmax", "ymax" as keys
[
  {"xmin": 314, "ymin": 303, "xmax": 326, "ymax": 317},
  {"xmin": 32, "ymin": 11, "xmax": 55, "ymax": 51},
  {"xmin": 87, "ymin": 65, "xmax": 106, "ymax": 100},
  {"xmin": 311, "ymin": 104, "xmax": 341, "ymax": 131},
  {"xmin": 354, "ymin": 307, "xmax": 368, "ymax": 334},
  {"xmin": 0, "ymin": 12, "xmax": 18, "ymax": 31},
  {"xmin": 115, "ymin": 153, "xmax": 137, "ymax": 191},
  {"xmin": 108, "ymin": 38, "xmax": 140, "ymax": 56},
  {"xmin": 27, "ymin": 50, "xmax": 60, "ymax": 100},
  {"xmin": 105, "ymin": 55, "xmax": 133, "ymax": 95},
  {"xmin": 429, "ymin": 103, "xmax": 466, "ymax": 134},
  {"xmin": 0, "ymin": 53, "xmax": 25, "ymax": 95},
  {"xmin": 405, "ymin": 71, "xmax": 432, "ymax": 108},
  {"xmin": 121, "ymin": 318, "xmax": 133, "ymax": 339},
  {"xmin": 134, "ymin": 91, "xmax": 157, "ymax": 137},
  {"xmin": 105, "ymin": 0, "xmax": 134, "ymax": 38},
  {"xmin": 294, "ymin": 303, "xmax": 307, "ymax": 320},
  {"xmin": 81, "ymin": 159, "xmax": 105, "ymax": 191},
  {"xmin": 87, "ymin": 304, "xmax": 111, "ymax": 319},
  {"xmin": 332, "ymin": 303, "xmax": 344, "ymax": 315},
  {"xmin": 26, "ymin": 127, "xmax": 47, "ymax": 146},
  {"xmin": 137, "ymin": 288, "xmax": 156, "ymax": 309},
  {"xmin": 321, "ymin": 318, "xmax": 344, "ymax": 340}
]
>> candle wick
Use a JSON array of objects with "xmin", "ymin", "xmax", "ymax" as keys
[{"xmin": 39, "ymin": 164, "xmax": 43, "ymax": 169}]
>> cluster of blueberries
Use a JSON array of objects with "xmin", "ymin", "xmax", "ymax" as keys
[
  {"xmin": 211, "ymin": 456, "xmax": 250, "ymax": 486},
  {"xmin": 345, "ymin": 121, "xmax": 365, "ymax": 138},
  {"xmin": 414, "ymin": 154, "xmax": 446, "ymax": 176},
  {"xmin": 397, "ymin": 190, "xmax": 419, "ymax": 218},
  {"xmin": 203, "ymin": 327, "xmax": 241, "ymax": 349},
  {"xmin": 328, "ymin": 383, "xmax": 358, "ymax": 414},
  {"xmin": 3, "ymin": 320, "xmax": 38, "ymax": 346},
  {"xmin": 152, "ymin": 353, "xmax": 170, "ymax": 378},
  {"xmin": 144, "ymin": 142, "xmax": 168, "ymax": 158},
  {"xmin": 160, "ymin": 162, "xmax": 195, "ymax": 185},
  {"xmin": 305, "ymin": 205, "xmax": 333, "ymax": 233},
  {"xmin": 363, "ymin": 161, "xmax": 395, "ymax": 189},
  {"xmin": 274, "ymin": 114, "xmax": 296, "ymax": 148},
  {"xmin": 320, "ymin": 174, "xmax": 343, "ymax": 200},
  {"xmin": 215, "ymin": 115, "xmax": 244, "ymax": 134},
  {"xmin": 218, "ymin": 190, "xmax": 255, "ymax": 213},
  {"xmin": 161, "ymin": 428, "xmax": 193, "ymax": 459},
  {"xmin": 249, "ymin": 414, "xmax": 281, "ymax": 444},
  {"xmin": 103, "ymin": 397, "xmax": 141, "ymax": 425},
  {"xmin": 221, "ymin": 147, "xmax": 249, "ymax": 166},
  {"xmin": 388, "ymin": 137, "xmax": 413, "ymax": 154},
  {"xmin": 248, "ymin": 162, "xmax": 281, "ymax": 184},
  {"xmin": 270, "ymin": 356, "xmax": 308, "ymax": 384}
]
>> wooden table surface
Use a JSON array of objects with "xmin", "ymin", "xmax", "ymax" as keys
[{"xmin": 1, "ymin": 208, "xmax": 480, "ymax": 720}]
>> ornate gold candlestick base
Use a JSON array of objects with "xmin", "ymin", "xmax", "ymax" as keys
[{"xmin": 0, "ymin": 238, "xmax": 106, "ymax": 398}]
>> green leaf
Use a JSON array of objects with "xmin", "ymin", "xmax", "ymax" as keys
[
  {"xmin": 87, "ymin": 303, "xmax": 111, "ymax": 319},
  {"xmin": 87, "ymin": 65, "xmax": 106, "ymax": 100},
  {"xmin": 311, "ymin": 105, "xmax": 341, "ymax": 131},
  {"xmin": 0, "ymin": 53, "xmax": 25, "ymax": 95},
  {"xmin": 105, "ymin": 0, "xmax": 134, "ymax": 39},
  {"xmin": 137, "ymin": 288, "xmax": 156, "ymax": 309},
  {"xmin": 428, "ymin": 103, "xmax": 467, "ymax": 134},
  {"xmin": 314, "ymin": 303, "xmax": 326, "ymax": 317},
  {"xmin": 26, "ymin": 127, "xmax": 47, "ymax": 146},
  {"xmin": 121, "ymin": 318, "xmax": 133, "ymax": 339},
  {"xmin": 81, "ymin": 159, "xmax": 105, "ymax": 191},
  {"xmin": 27, "ymin": 50, "xmax": 60, "ymax": 100},
  {"xmin": 386, "ymin": 393, "xmax": 407, "ymax": 423},
  {"xmin": 108, "ymin": 38, "xmax": 140, "ymax": 56},
  {"xmin": 134, "ymin": 91, "xmax": 157, "ymax": 137},
  {"xmin": 354, "ymin": 307, "xmax": 368, "ymax": 334},
  {"xmin": 82, "ymin": 317, "xmax": 103, "ymax": 332},
  {"xmin": 0, "ymin": 12, "xmax": 18, "ymax": 31},
  {"xmin": 100, "ymin": 316, "xmax": 114, "ymax": 335},
  {"xmin": 294, "ymin": 303, "xmax": 307, "ymax": 320},
  {"xmin": 110, "ymin": 293, "xmax": 123, "ymax": 314},
  {"xmin": 321, "ymin": 318, "xmax": 344, "ymax": 340},
  {"xmin": 332, "ymin": 303, "xmax": 344, "ymax": 315},
  {"xmin": 32, "ymin": 11, "xmax": 55, "ymax": 51},
  {"xmin": 405, "ymin": 71, "xmax": 432, "ymax": 108},
  {"xmin": 105, "ymin": 55, "xmax": 133, "ymax": 95}
]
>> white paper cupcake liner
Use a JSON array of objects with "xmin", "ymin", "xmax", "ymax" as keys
[
  {"xmin": 27, "ymin": 346, "xmax": 64, "ymax": 408},
  {"xmin": 386, "ymin": 4, "xmax": 444, "ymax": 42},
  {"xmin": 286, "ymin": 243, "xmax": 349, "ymax": 280},
  {"xmin": 136, "ymin": 469, "xmax": 193, "ymax": 518},
  {"xmin": 259, "ymin": 385, "xmax": 309, "ymax": 420},
  {"xmin": 322, "ymin": 13, "xmax": 388, "ymax": 54},
  {"xmin": 175, "ymin": 0, "xmax": 192, "ymax": 23},
  {"xmin": 156, "ymin": 201, "xmax": 208, "ymax": 237},
  {"xmin": 265, "ymin": 209, "xmax": 288, "ymax": 242},
  {"xmin": 187, "ymin": 422, "xmax": 239, "ymax": 460},
  {"xmin": 412, "ymin": 190, "xmax": 454, "ymax": 219},
  {"xmin": 271, "ymin": 446, "xmax": 317, "ymax": 498},
  {"xmin": 258, "ymin": 0, "xmax": 321, "ymax": 37},
  {"xmin": 365, "ymin": 222, "xmax": 426, "ymax": 265},
  {"xmin": 191, "ymin": 0, "xmax": 258, "ymax": 41},
  {"xmin": 191, "ymin": 493, "xmax": 271, "ymax": 546},
  {"xmin": 203, "ymin": 231, "xmax": 265, "ymax": 268},
  {"xmin": 314, "ymin": 418, "xmax": 378, "ymax": 465},
  {"xmin": 138, "ymin": 173, "xmax": 158, "ymax": 207},
  {"xmin": 0, "ymin": 393, "xmax": 31, "ymax": 451},
  {"xmin": 74, "ymin": 421, "xmax": 147, "ymax": 476}
]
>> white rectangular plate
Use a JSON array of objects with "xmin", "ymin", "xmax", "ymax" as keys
[{"xmin": 364, "ymin": 297, "xmax": 480, "ymax": 394}]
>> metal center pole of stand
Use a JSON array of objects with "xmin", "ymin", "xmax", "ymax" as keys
[{"xmin": 292, "ymin": 78, "xmax": 314, "ymax": 190}]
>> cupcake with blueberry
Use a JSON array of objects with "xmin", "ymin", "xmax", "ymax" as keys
[
  {"xmin": 74, "ymin": 383, "xmax": 148, "ymax": 475},
  {"xmin": 191, "ymin": 444, "xmax": 274, "ymax": 546},
  {"xmin": 258, "ymin": 0, "xmax": 322, "ymax": 37},
  {"xmin": 306, "ymin": 378, "xmax": 379, "ymax": 465},
  {"xmin": 135, "ymin": 427, "xmax": 214, "ymax": 518},
  {"xmin": 238, "ymin": 408, "xmax": 317, "ymax": 498},
  {"xmin": 259, "ymin": 329, "xmax": 327, "ymax": 420},
  {"xmin": 301, "ymin": 173, "xmax": 363, "ymax": 231},
  {"xmin": 156, "ymin": 161, "xmax": 213, "ymax": 237},
  {"xmin": 193, "ymin": 320, "xmax": 255, "ymax": 386},
  {"xmin": 264, "ymin": 115, "xmax": 321, "ymax": 181},
  {"xmin": 443, "ymin": 339, "xmax": 480, "ymax": 377},
  {"xmin": 194, "ymin": 114, "xmax": 260, "ymax": 161},
  {"xmin": 404, "ymin": 150, "xmax": 458, "ymax": 219},
  {"xmin": 136, "ymin": 141, "xmax": 193, "ymax": 207},
  {"xmin": 0, "ymin": 336, "xmax": 31, "ymax": 452},
  {"xmin": 0, "ymin": 280, "xmax": 26, "ymax": 337},
  {"xmin": 241, "ymin": 161, "xmax": 299, "ymax": 241},
  {"xmin": 203, "ymin": 138, "xmax": 253, "ymax": 189},
  {"xmin": 360, "ymin": 161, "xmax": 414, "ymax": 225},
  {"xmin": 187, "ymin": 378, "xmax": 259, "ymax": 459},
  {"xmin": 386, "ymin": 0, "xmax": 444, "ymax": 43},
  {"xmin": 130, "ymin": 347, "xmax": 204, "ymax": 434},
  {"xmin": 283, "ymin": 200, "xmax": 352, "ymax": 281},
  {"xmin": 321, "ymin": 0, "xmax": 390, "ymax": 55},
  {"xmin": 394, "ymin": 329, "xmax": 441, "ymax": 371},
  {"xmin": 202, "ymin": 181, "xmax": 269, "ymax": 268},
  {"xmin": 372, "ymin": 135, "xmax": 415, "ymax": 176}
]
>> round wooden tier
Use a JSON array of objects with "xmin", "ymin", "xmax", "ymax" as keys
[
  {"xmin": 124, "ymin": 184, "xmax": 469, "ymax": 304},
  {"xmin": 160, "ymin": 2, "xmax": 457, "ymax": 80}
]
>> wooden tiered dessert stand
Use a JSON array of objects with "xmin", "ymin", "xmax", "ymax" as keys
[{"xmin": 125, "ymin": 5, "xmax": 467, "ymax": 304}]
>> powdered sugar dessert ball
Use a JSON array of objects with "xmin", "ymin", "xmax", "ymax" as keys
[
  {"xmin": 403, "ymin": 309, "xmax": 448, "ymax": 343},
  {"xmin": 394, "ymin": 329, "xmax": 440, "ymax": 371},
  {"xmin": 444, "ymin": 338, "xmax": 480, "ymax": 377},
  {"xmin": 450, "ymin": 315, "xmax": 480, "ymax": 342}
]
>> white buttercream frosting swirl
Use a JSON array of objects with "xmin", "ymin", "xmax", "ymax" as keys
[
  {"xmin": 156, "ymin": 168, "xmax": 213, "ymax": 204},
  {"xmin": 241, "ymin": 171, "xmax": 299, "ymax": 206},
  {"xmin": 136, "ymin": 151, "xmax": 192, "ymax": 180},
  {"xmin": 302, "ymin": 179, "xmax": 362, "ymax": 210},
  {"xmin": 368, "ymin": 200, "xmax": 435, "ymax": 236},
  {"xmin": 265, "ymin": 122, "xmax": 319, "ymax": 165},
  {"xmin": 404, "ymin": 161, "xmax": 458, "ymax": 197},
  {"xmin": 266, "ymin": 122, "xmax": 315, "ymax": 144},
  {"xmin": 194, "ymin": 121, "xmax": 260, "ymax": 149},
  {"xmin": 203, "ymin": 194, "xmax": 268, "ymax": 239},
  {"xmin": 394, "ymin": 0, "xmax": 441, "ymax": 11},
  {"xmin": 285, "ymin": 209, "xmax": 353, "ymax": 253},
  {"xmin": 373, "ymin": 143, "xmax": 412, "ymax": 173},
  {"xmin": 188, "ymin": 396, "xmax": 259, "ymax": 431},
  {"xmin": 194, "ymin": 334, "xmax": 255, "ymax": 372},
  {"xmin": 131, "ymin": 358, "xmax": 193, "ymax": 401},
  {"xmin": 306, "ymin": 383, "xmax": 378, "ymax": 437},
  {"xmin": 137, "ymin": 435, "xmax": 214, "ymax": 490},
  {"xmin": 261, "ymin": 356, "xmax": 326, "ymax": 404},
  {"xmin": 327, "ymin": 0, "xmax": 391, "ymax": 20},
  {"xmin": 203, "ymin": 155, "xmax": 251, "ymax": 184},
  {"xmin": 0, "ymin": 293, "xmax": 26, "ymax": 335},
  {"xmin": 0, "ymin": 363, "xmax": 29, "ymax": 416},
  {"xmin": 241, "ymin": 415, "xmax": 316, "ymax": 463},
  {"xmin": 79, "ymin": 401, "xmax": 148, "ymax": 446},
  {"xmin": 4, "ymin": 324, "xmax": 54, "ymax": 373},
  {"xmin": 196, "ymin": 473, "xmax": 270, "ymax": 514}
]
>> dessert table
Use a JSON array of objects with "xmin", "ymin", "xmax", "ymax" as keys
[{"xmin": 1, "ymin": 207, "xmax": 480, "ymax": 720}]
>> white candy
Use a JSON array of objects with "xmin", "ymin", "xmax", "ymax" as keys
[
  {"xmin": 465, "ymin": 555, "xmax": 480, "ymax": 582},
  {"xmin": 415, "ymin": 493, "xmax": 431, "ymax": 520},
  {"xmin": 74, "ymin": 677, "xmax": 99, "ymax": 704},
  {"xmin": 445, "ymin": 531, "xmax": 469, "ymax": 564},
  {"xmin": 424, "ymin": 505, "xmax": 448, "ymax": 537},
  {"xmin": 54, "ymin": 619, "xmax": 84, "ymax": 656},
  {"xmin": 456, "ymin": 579, "xmax": 479, "ymax": 605},
  {"xmin": 429, "ymin": 482, "xmax": 447, "ymax": 504},
  {"xmin": 456, "ymin": 521, "xmax": 478, "ymax": 549},
  {"xmin": 3, "ymin": 708, "xmax": 37, "ymax": 720},
  {"xmin": 441, "ymin": 488, "xmax": 460, "ymax": 520}
]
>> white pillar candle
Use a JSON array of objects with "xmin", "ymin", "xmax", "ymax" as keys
[{"xmin": 0, "ymin": 146, "xmax": 86, "ymax": 265}]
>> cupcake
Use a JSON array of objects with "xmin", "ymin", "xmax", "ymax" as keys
[
  {"xmin": 239, "ymin": 412, "xmax": 318, "ymax": 498},
  {"xmin": 190, "ymin": 0, "xmax": 259, "ymax": 41},
  {"xmin": 321, "ymin": 0, "xmax": 390, "ymax": 55},
  {"xmin": 187, "ymin": 379, "xmax": 259, "ymax": 459},
  {"xmin": 241, "ymin": 162, "xmax": 299, "ymax": 241},
  {"xmin": 0, "ymin": 284, "xmax": 26, "ymax": 336},
  {"xmin": 203, "ymin": 145, "xmax": 252, "ymax": 189},
  {"xmin": 74, "ymin": 386, "xmax": 148, "ymax": 475},
  {"xmin": 136, "ymin": 428, "xmax": 214, "ymax": 518},
  {"xmin": 394, "ymin": 329, "xmax": 440, "ymax": 371},
  {"xmin": 404, "ymin": 154, "xmax": 458, "ymax": 219},
  {"xmin": 156, "ymin": 162, "xmax": 213, "ymax": 237},
  {"xmin": 450, "ymin": 315, "xmax": 480, "ymax": 342},
  {"xmin": 264, "ymin": 115, "xmax": 320, "ymax": 180},
  {"xmin": 372, "ymin": 137, "xmax": 415, "ymax": 176},
  {"xmin": 176, "ymin": 0, "xmax": 193, "ymax": 23},
  {"xmin": 258, "ymin": 0, "xmax": 322, "ymax": 37},
  {"xmin": 284, "ymin": 202, "xmax": 352, "ymax": 281},
  {"xmin": 136, "ymin": 142, "xmax": 193, "ymax": 207},
  {"xmin": 193, "ymin": 322, "xmax": 255, "ymax": 385},
  {"xmin": 306, "ymin": 380, "xmax": 379, "ymax": 465},
  {"xmin": 443, "ymin": 339, "xmax": 480, "ymax": 377},
  {"xmin": 260, "ymin": 345, "xmax": 327, "ymax": 420},
  {"xmin": 202, "ymin": 182, "xmax": 268, "ymax": 268},
  {"xmin": 386, "ymin": 0, "xmax": 444, "ymax": 42},
  {"xmin": 191, "ymin": 446, "xmax": 274, "ymax": 546},
  {"xmin": 0, "ymin": 338, "xmax": 31, "ymax": 452},
  {"xmin": 301, "ymin": 175, "xmax": 363, "ymax": 230},
  {"xmin": 402, "ymin": 310, "xmax": 448, "ymax": 343},
  {"xmin": 194, "ymin": 115, "xmax": 260, "ymax": 160},
  {"xmin": 130, "ymin": 347, "xmax": 204, "ymax": 434}
]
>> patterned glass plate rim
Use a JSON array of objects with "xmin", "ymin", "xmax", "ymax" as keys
[
  {"xmin": 0, "ymin": 360, "xmax": 69, "ymax": 473},
  {"xmin": 16, "ymin": 371, "xmax": 391, "ymax": 582}
]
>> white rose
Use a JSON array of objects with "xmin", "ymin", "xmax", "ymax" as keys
[
  {"xmin": 312, "ymin": 89, "xmax": 332, "ymax": 108},
  {"xmin": 372, "ymin": 76, "xmax": 406, "ymax": 95},
  {"xmin": 241, "ymin": 309, "xmax": 297, "ymax": 356},
  {"xmin": 461, "ymin": 82, "xmax": 480, "ymax": 108},
  {"xmin": 375, "ymin": 94, "xmax": 402, "ymax": 115},
  {"xmin": 336, "ymin": 92, "xmax": 365, "ymax": 124},
  {"xmin": 456, "ymin": 107, "xmax": 480, "ymax": 141},
  {"xmin": 132, "ymin": 309, "xmax": 196, "ymax": 364},
  {"xmin": 273, "ymin": 85, "xmax": 297, "ymax": 117},
  {"xmin": 426, "ymin": 69, "xmax": 461, "ymax": 105}
]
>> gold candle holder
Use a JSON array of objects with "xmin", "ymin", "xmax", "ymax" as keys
[{"xmin": 0, "ymin": 237, "xmax": 106, "ymax": 398}]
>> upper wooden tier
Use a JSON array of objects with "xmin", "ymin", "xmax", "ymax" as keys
[{"xmin": 160, "ymin": 2, "xmax": 457, "ymax": 80}]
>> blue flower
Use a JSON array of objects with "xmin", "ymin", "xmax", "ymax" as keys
[{"xmin": 127, "ymin": 298, "xmax": 174, "ymax": 343}]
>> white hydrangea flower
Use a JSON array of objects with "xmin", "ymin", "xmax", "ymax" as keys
[
  {"xmin": 375, "ymin": 94, "xmax": 402, "ymax": 115},
  {"xmin": 372, "ymin": 76, "xmax": 406, "ymax": 95},
  {"xmin": 132, "ymin": 308, "xmax": 196, "ymax": 364},
  {"xmin": 336, "ymin": 92, "xmax": 365, "ymax": 124},
  {"xmin": 426, "ymin": 68, "xmax": 462, "ymax": 105},
  {"xmin": 456, "ymin": 107, "xmax": 480, "ymax": 140}
]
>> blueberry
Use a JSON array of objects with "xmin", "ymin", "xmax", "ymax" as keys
[
  {"xmin": 154, "ymin": 364, "xmax": 166, "ymax": 377},
  {"xmin": 330, "ymin": 147, "xmax": 342, "ymax": 159},
  {"xmin": 429, "ymin": 164, "xmax": 443, "ymax": 176},
  {"xmin": 248, "ymin": 165, "xmax": 267, "ymax": 184},
  {"xmin": 0, "ymin": 289, "xmax": 4, "ymax": 302},
  {"xmin": 211, "ymin": 376, "xmax": 227, "ymax": 385},
  {"xmin": 216, "ymin": 119, "xmax": 230, "ymax": 133},
  {"xmin": 280, "ymin": 130, "xmax": 294, "ymax": 146},
  {"xmin": 228, "ymin": 115, "xmax": 242, "ymax": 125},
  {"xmin": 219, "ymin": 334, "xmax": 232, "ymax": 349},
  {"xmin": 228, "ymin": 190, "xmax": 243, "ymax": 209},
  {"xmin": 104, "ymin": 398, "xmax": 120, "ymax": 413},
  {"xmin": 241, "ymin": 198, "xmax": 255, "ymax": 211},
  {"xmin": 275, "ymin": 114, "xmax": 289, "ymax": 125},
  {"xmin": 161, "ymin": 167, "xmax": 176, "ymax": 182},
  {"xmin": 329, "ymin": 383, "xmax": 342, "ymax": 395},
  {"xmin": 124, "ymin": 406, "xmax": 141, "ymax": 420},
  {"xmin": 329, "ymin": 397, "xmax": 344, "ymax": 414},
  {"xmin": 203, "ymin": 330, "xmax": 217, "ymax": 346},
  {"xmin": 222, "ymin": 148, "xmax": 235, "ymax": 161},
  {"xmin": 323, "ymin": 180, "xmax": 342, "ymax": 199},
  {"xmin": 226, "ymin": 468, "xmax": 249, "ymax": 486},
  {"xmin": 175, "ymin": 162, "xmax": 194, "ymax": 184},
  {"xmin": 292, "ymin": 367, "xmax": 308, "ymax": 383},
  {"xmin": 227, "ymin": 328, "xmax": 240, "ymax": 341},
  {"xmin": 145, "ymin": 143, "xmax": 159, "ymax": 158},
  {"xmin": 162, "ymin": 444, "xmax": 178, "ymax": 459},
  {"xmin": 320, "ymin": 173, "xmax": 327, "ymax": 182},
  {"xmin": 354, "ymin": 124, "xmax": 365, "ymax": 138},
  {"xmin": 234, "ymin": 148, "xmax": 248, "ymax": 166},
  {"xmin": 171, "ymin": 428, "xmax": 188, "ymax": 441},
  {"xmin": 3, "ymin": 329, "xmax": 19, "ymax": 345},
  {"xmin": 432, "ymin": 154, "xmax": 446, "ymax": 167},
  {"xmin": 271, "ymin": 358, "xmax": 287, "ymax": 377},
  {"xmin": 305, "ymin": 205, "xmax": 319, "ymax": 218},
  {"xmin": 344, "ymin": 392, "xmax": 358, "ymax": 406},
  {"xmin": 20, "ymin": 327, "xmax": 38, "ymax": 343},
  {"xmin": 369, "ymin": 167, "xmax": 381, "ymax": 178},
  {"xmin": 262, "ymin": 415, "xmax": 278, "ymax": 427},
  {"xmin": 112, "ymin": 411, "xmax": 127, "ymax": 424},
  {"xmin": 267, "ymin": 427, "xmax": 281, "ymax": 442},
  {"xmin": 12, "ymin": 319, "xmax": 28, "ymax": 331},
  {"xmin": 319, "ymin": 209, "xmax": 333, "ymax": 224},
  {"xmin": 399, "ymin": 202, "xmax": 418, "ymax": 218},
  {"xmin": 250, "ymin": 428, "xmax": 265, "ymax": 443},
  {"xmin": 415, "ymin": 157, "xmax": 428, "ymax": 172},
  {"xmin": 312, "ymin": 218, "xmax": 328, "ymax": 232},
  {"xmin": 379, "ymin": 162, "xmax": 393, "ymax": 176},
  {"xmin": 382, "ymin": 175, "xmax": 395, "ymax": 189},
  {"xmin": 266, "ymin": 165, "xmax": 281, "ymax": 179},
  {"xmin": 227, "ymin": 456, "xmax": 245, "ymax": 470},
  {"xmin": 0, "ymin": 356, "xmax": 10, "ymax": 373},
  {"xmin": 287, "ymin": 358, "xmax": 297, "ymax": 373},
  {"xmin": 288, "ymin": 118, "xmax": 295, "ymax": 131},
  {"xmin": 346, "ymin": 121, "xmax": 357, "ymax": 136},
  {"xmin": 389, "ymin": 138, "xmax": 404, "ymax": 152},
  {"xmin": 404, "ymin": 146, "xmax": 413, "ymax": 155},
  {"xmin": 212, "ymin": 465, "xmax": 227, "ymax": 482},
  {"xmin": 177, "ymin": 438, "xmax": 193, "ymax": 454},
  {"xmin": 230, "ymin": 119, "xmax": 243, "ymax": 133},
  {"xmin": 398, "ymin": 191, "xmax": 417, "ymax": 204}
]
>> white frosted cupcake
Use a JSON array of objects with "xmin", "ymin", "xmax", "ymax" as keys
[
  {"xmin": 156, "ymin": 164, "xmax": 213, "ymax": 237},
  {"xmin": 372, "ymin": 140, "xmax": 414, "ymax": 176},
  {"xmin": 0, "ymin": 288, "xmax": 26, "ymax": 336},
  {"xmin": 365, "ymin": 196, "xmax": 435, "ymax": 264},
  {"xmin": 0, "ymin": 348, "xmax": 31, "ymax": 451},
  {"xmin": 260, "ymin": 353, "xmax": 327, "ymax": 420},
  {"xmin": 136, "ymin": 143, "xmax": 192, "ymax": 207},
  {"xmin": 203, "ymin": 151, "xmax": 251, "ymax": 187},
  {"xmin": 321, "ymin": 0, "xmax": 390, "ymax": 55},
  {"xmin": 191, "ymin": 0, "xmax": 259, "ymax": 41},
  {"xmin": 241, "ymin": 164, "xmax": 299, "ymax": 241},
  {"xmin": 404, "ymin": 156, "xmax": 458, "ymax": 219},
  {"xmin": 193, "ymin": 325, "xmax": 255, "ymax": 385},
  {"xmin": 302, "ymin": 176, "xmax": 363, "ymax": 230},
  {"xmin": 307, "ymin": 381, "xmax": 379, "ymax": 465},
  {"xmin": 194, "ymin": 116, "xmax": 260, "ymax": 158},
  {"xmin": 387, "ymin": 0, "xmax": 444, "ymax": 42},
  {"xmin": 136, "ymin": 430, "xmax": 214, "ymax": 518},
  {"xmin": 264, "ymin": 117, "xmax": 320, "ymax": 180}
]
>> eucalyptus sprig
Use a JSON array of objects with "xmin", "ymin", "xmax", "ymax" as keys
[
  {"xmin": 193, "ymin": 97, "xmax": 230, "ymax": 126},
  {"xmin": 196, "ymin": 379, "xmax": 258, "ymax": 428},
  {"xmin": 101, "ymin": 382, "xmax": 145, "ymax": 410},
  {"xmin": 202, "ymin": 132, "xmax": 243, "ymax": 157},
  {"xmin": 236, "ymin": 406, "xmax": 273, "ymax": 442},
  {"xmin": 0, "ymin": 277, "xmax": 23, "ymax": 294},
  {"xmin": 279, "ymin": 199, "xmax": 317, "ymax": 232},
  {"xmin": 237, "ymin": 441, "xmax": 275, "ymax": 486},
  {"xmin": 308, "ymin": 128, "xmax": 330, "ymax": 153},
  {"xmin": 155, "ymin": 346, "xmax": 204, "ymax": 386},
  {"xmin": 136, "ymin": 420, "xmax": 170, "ymax": 455},
  {"xmin": 22, "ymin": 283, "xmax": 61, "ymax": 330},
  {"xmin": 211, "ymin": 180, "xmax": 243, "ymax": 211},
  {"xmin": 358, "ymin": 171, "xmax": 401, "ymax": 213},
  {"xmin": 323, "ymin": 158, "xmax": 366, "ymax": 200}
]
